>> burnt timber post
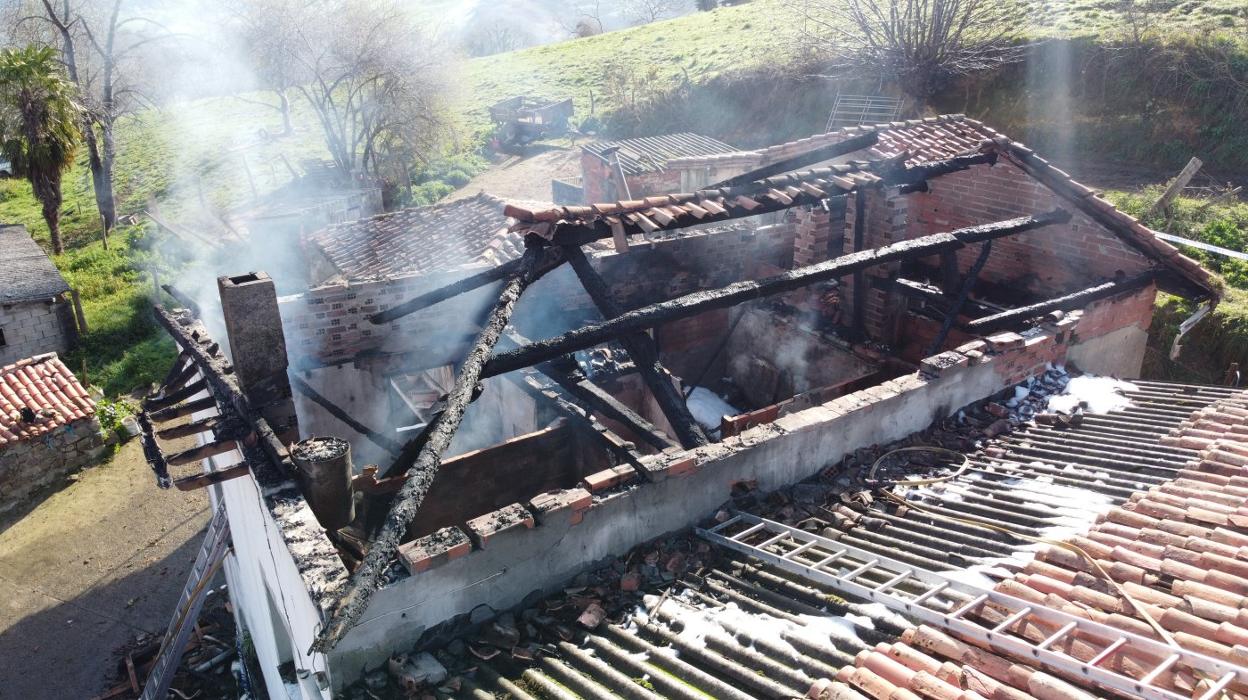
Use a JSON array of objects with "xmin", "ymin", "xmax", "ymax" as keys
[{"xmin": 563, "ymin": 245, "xmax": 709, "ymax": 448}]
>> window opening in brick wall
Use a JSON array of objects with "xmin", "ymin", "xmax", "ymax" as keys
[{"xmin": 0, "ymin": 327, "xmax": 6, "ymax": 346}]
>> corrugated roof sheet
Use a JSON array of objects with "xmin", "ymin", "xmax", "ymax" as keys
[
  {"xmin": 0, "ymin": 225, "xmax": 70, "ymax": 304},
  {"xmin": 582, "ymin": 133, "xmax": 738, "ymax": 176},
  {"xmin": 371, "ymin": 378, "xmax": 1248, "ymax": 700},
  {"xmin": 303, "ymin": 192, "xmax": 535, "ymax": 282},
  {"xmin": 0, "ymin": 353, "xmax": 94, "ymax": 445}
]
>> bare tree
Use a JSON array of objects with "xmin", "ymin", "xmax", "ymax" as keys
[
  {"xmin": 560, "ymin": 1, "xmax": 605, "ymax": 38},
  {"xmin": 463, "ymin": 20, "xmax": 533, "ymax": 57},
  {"xmin": 281, "ymin": 0, "xmax": 451, "ymax": 178},
  {"xmin": 625, "ymin": 0, "xmax": 690, "ymax": 25},
  {"xmin": 790, "ymin": 0, "xmax": 1031, "ymax": 104},
  {"xmin": 22, "ymin": 0, "xmax": 171, "ymax": 245},
  {"xmin": 226, "ymin": 0, "xmax": 304, "ymax": 136}
]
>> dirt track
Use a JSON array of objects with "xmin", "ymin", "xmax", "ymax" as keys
[{"xmin": 0, "ymin": 439, "xmax": 210, "ymax": 699}]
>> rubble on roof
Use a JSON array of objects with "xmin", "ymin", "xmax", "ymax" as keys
[{"xmin": 344, "ymin": 373, "xmax": 1248, "ymax": 699}]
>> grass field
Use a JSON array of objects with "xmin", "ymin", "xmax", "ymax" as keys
[{"xmin": 3, "ymin": 0, "xmax": 1244, "ymax": 396}]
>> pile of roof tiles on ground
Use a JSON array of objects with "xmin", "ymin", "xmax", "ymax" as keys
[
  {"xmin": 0, "ymin": 352, "xmax": 95, "ymax": 445},
  {"xmin": 345, "ymin": 376, "xmax": 1248, "ymax": 700}
]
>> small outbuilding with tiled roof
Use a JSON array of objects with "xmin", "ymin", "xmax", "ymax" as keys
[
  {"xmin": 580, "ymin": 132, "xmax": 739, "ymax": 204},
  {"xmin": 0, "ymin": 224, "xmax": 82, "ymax": 366},
  {"xmin": 0, "ymin": 352, "xmax": 102, "ymax": 516}
]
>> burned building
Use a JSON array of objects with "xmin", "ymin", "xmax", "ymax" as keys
[{"xmin": 138, "ymin": 115, "xmax": 1226, "ymax": 699}]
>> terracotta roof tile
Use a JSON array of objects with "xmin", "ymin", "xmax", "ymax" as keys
[{"xmin": 0, "ymin": 353, "xmax": 95, "ymax": 445}]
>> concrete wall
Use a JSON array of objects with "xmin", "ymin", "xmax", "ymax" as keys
[
  {"xmin": 0, "ymin": 416, "xmax": 102, "ymax": 516},
  {"xmin": 325, "ymin": 323, "xmax": 1073, "ymax": 686},
  {"xmin": 0, "ymin": 299, "xmax": 75, "ymax": 366}
]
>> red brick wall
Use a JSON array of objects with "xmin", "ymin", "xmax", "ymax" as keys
[
  {"xmin": 839, "ymin": 190, "xmax": 911, "ymax": 343},
  {"xmin": 793, "ymin": 206, "xmax": 838, "ymax": 267},
  {"xmin": 580, "ymin": 151, "xmax": 682, "ymax": 203},
  {"xmin": 906, "ymin": 161, "xmax": 1153, "ymax": 296}
]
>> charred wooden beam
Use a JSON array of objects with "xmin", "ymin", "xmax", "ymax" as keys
[
  {"xmin": 152, "ymin": 305, "xmax": 290, "ymax": 475},
  {"xmin": 313, "ymin": 246, "xmax": 545, "ymax": 653},
  {"xmin": 144, "ymin": 379, "xmax": 209, "ymax": 411},
  {"xmin": 368, "ymin": 247, "xmax": 566, "ymax": 326},
  {"xmin": 965, "ymin": 271, "xmax": 1156, "ymax": 334},
  {"xmin": 165, "ymin": 438, "xmax": 243, "ymax": 466},
  {"xmin": 290, "ymin": 374, "xmax": 403, "ymax": 458},
  {"xmin": 513, "ymin": 373, "xmax": 646, "ymax": 470},
  {"xmin": 147, "ymin": 396, "xmax": 218, "ymax": 422},
  {"xmin": 160, "ymin": 284, "xmax": 201, "ymax": 318},
  {"xmin": 483, "ymin": 210, "xmax": 1070, "ymax": 378},
  {"xmin": 138, "ymin": 411, "xmax": 171, "ymax": 489},
  {"xmin": 174, "ymin": 463, "xmax": 251, "ymax": 491},
  {"xmin": 711, "ymin": 131, "xmax": 880, "ymax": 188},
  {"xmin": 158, "ymin": 352, "xmax": 192, "ymax": 389},
  {"xmin": 562, "ymin": 245, "xmax": 708, "ymax": 449},
  {"xmin": 887, "ymin": 278, "xmax": 995, "ymax": 318},
  {"xmin": 155, "ymin": 415, "xmax": 224, "ymax": 440},
  {"xmin": 551, "ymin": 153, "xmax": 998, "ymax": 248},
  {"xmin": 926, "ymin": 240, "xmax": 994, "ymax": 355},
  {"xmin": 522, "ymin": 352, "xmax": 678, "ymax": 453}
]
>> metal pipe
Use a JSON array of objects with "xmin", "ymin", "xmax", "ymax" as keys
[{"xmin": 291, "ymin": 437, "xmax": 355, "ymax": 532}]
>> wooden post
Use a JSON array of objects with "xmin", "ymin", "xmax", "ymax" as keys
[
  {"xmin": 1148, "ymin": 157, "xmax": 1202, "ymax": 217},
  {"xmin": 70, "ymin": 289, "xmax": 88, "ymax": 334}
]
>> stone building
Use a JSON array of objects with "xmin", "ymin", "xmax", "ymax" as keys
[
  {"xmin": 140, "ymin": 116, "xmax": 1224, "ymax": 699},
  {"xmin": 0, "ymin": 353, "xmax": 102, "ymax": 516},
  {"xmin": 0, "ymin": 225, "xmax": 81, "ymax": 365}
]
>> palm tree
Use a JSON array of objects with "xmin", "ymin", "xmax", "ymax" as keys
[{"xmin": 0, "ymin": 46, "xmax": 81, "ymax": 255}]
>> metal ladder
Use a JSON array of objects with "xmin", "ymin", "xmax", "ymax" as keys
[
  {"xmin": 141, "ymin": 503, "xmax": 231, "ymax": 700},
  {"xmin": 698, "ymin": 512, "xmax": 1247, "ymax": 700}
]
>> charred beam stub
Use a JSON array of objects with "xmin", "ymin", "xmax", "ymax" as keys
[
  {"xmin": 367, "ymin": 246, "xmax": 566, "ymax": 326},
  {"xmin": 147, "ymin": 396, "xmax": 218, "ymax": 422},
  {"xmin": 151, "ymin": 305, "xmax": 291, "ymax": 481},
  {"xmin": 562, "ymin": 245, "xmax": 708, "ymax": 449},
  {"xmin": 313, "ymin": 246, "xmax": 545, "ymax": 653},
  {"xmin": 138, "ymin": 411, "xmax": 172, "ymax": 489},
  {"xmin": 160, "ymin": 283, "xmax": 201, "ymax": 318},
  {"xmin": 483, "ymin": 211, "xmax": 1069, "ymax": 378},
  {"xmin": 965, "ymin": 271, "xmax": 1156, "ymax": 334},
  {"xmin": 174, "ymin": 463, "xmax": 250, "ymax": 491}
]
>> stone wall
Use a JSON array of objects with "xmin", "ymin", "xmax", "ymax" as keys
[
  {"xmin": 0, "ymin": 416, "xmax": 103, "ymax": 516},
  {"xmin": 0, "ymin": 299, "xmax": 76, "ymax": 366}
]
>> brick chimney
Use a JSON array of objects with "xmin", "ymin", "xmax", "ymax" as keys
[{"xmin": 217, "ymin": 272, "xmax": 299, "ymax": 443}]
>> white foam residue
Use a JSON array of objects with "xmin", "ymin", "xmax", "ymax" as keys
[
  {"xmin": 638, "ymin": 591, "xmax": 869, "ymax": 659},
  {"xmin": 686, "ymin": 387, "xmax": 742, "ymax": 433},
  {"xmin": 1047, "ymin": 375, "xmax": 1138, "ymax": 415}
]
